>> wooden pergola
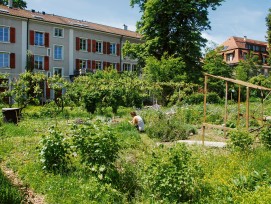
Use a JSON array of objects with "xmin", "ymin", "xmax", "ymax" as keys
[{"xmin": 202, "ymin": 73, "xmax": 271, "ymax": 145}]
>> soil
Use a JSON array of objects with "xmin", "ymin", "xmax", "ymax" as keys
[{"xmin": 0, "ymin": 163, "xmax": 45, "ymax": 204}]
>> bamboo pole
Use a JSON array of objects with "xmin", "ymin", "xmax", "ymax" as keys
[
  {"xmin": 237, "ymin": 85, "xmax": 241, "ymax": 127},
  {"xmin": 224, "ymin": 81, "xmax": 228, "ymax": 137},
  {"xmin": 246, "ymin": 86, "xmax": 250, "ymax": 130},
  {"xmin": 202, "ymin": 75, "xmax": 208, "ymax": 145}
]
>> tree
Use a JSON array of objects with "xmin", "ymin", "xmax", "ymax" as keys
[
  {"xmin": 266, "ymin": 8, "xmax": 271, "ymax": 65},
  {"xmin": 0, "ymin": 0, "xmax": 27, "ymax": 9},
  {"xmin": 203, "ymin": 46, "xmax": 233, "ymax": 97},
  {"xmin": 129, "ymin": 0, "xmax": 223, "ymax": 82}
]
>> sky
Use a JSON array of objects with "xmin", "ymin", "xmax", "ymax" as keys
[{"xmin": 25, "ymin": 0, "xmax": 270, "ymax": 45}]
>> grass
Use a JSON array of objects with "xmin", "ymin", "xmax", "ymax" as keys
[{"xmin": 1, "ymin": 103, "xmax": 271, "ymax": 203}]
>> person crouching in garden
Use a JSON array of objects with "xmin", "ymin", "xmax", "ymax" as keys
[{"xmin": 130, "ymin": 111, "xmax": 145, "ymax": 132}]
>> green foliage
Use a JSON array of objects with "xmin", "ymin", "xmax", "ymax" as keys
[
  {"xmin": 0, "ymin": 0, "xmax": 27, "ymax": 8},
  {"xmin": 39, "ymin": 126, "xmax": 71, "ymax": 173},
  {"xmin": 72, "ymin": 122, "xmax": 119, "ymax": 180},
  {"xmin": 266, "ymin": 8, "xmax": 271, "ymax": 65},
  {"xmin": 145, "ymin": 111, "xmax": 197, "ymax": 141},
  {"xmin": 142, "ymin": 144, "xmax": 202, "ymax": 203},
  {"xmin": 183, "ymin": 92, "xmax": 221, "ymax": 105},
  {"xmin": 228, "ymin": 130, "xmax": 254, "ymax": 150},
  {"xmin": 0, "ymin": 169, "xmax": 24, "ymax": 204},
  {"xmin": 130, "ymin": 0, "xmax": 223, "ymax": 82},
  {"xmin": 260, "ymin": 126, "xmax": 271, "ymax": 149}
]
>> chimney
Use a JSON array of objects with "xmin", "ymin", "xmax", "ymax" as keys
[
  {"xmin": 123, "ymin": 24, "xmax": 128, "ymax": 30},
  {"xmin": 8, "ymin": 0, "xmax": 13, "ymax": 8},
  {"xmin": 244, "ymin": 36, "xmax": 247, "ymax": 42}
]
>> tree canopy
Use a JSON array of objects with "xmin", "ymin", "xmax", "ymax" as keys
[
  {"xmin": 0, "ymin": 0, "xmax": 27, "ymax": 9},
  {"xmin": 129, "ymin": 0, "xmax": 223, "ymax": 80}
]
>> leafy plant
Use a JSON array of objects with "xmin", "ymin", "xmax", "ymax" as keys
[
  {"xmin": 228, "ymin": 130, "xmax": 254, "ymax": 150},
  {"xmin": 72, "ymin": 122, "xmax": 119, "ymax": 180},
  {"xmin": 260, "ymin": 126, "xmax": 271, "ymax": 149},
  {"xmin": 39, "ymin": 126, "xmax": 71, "ymax": 173}
]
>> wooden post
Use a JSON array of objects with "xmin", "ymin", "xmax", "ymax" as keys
[
  {"xmin": 237, "ymin": 85, "xmax": 241, "ymax": 127},
  {"xmin": 202, "ymin": 75, "xmax": 208, "ymax": 145},
  {"xmin": 224, "ymin": 81, "xmax": 228, "ymax": 137},
  {"xmin": 261, "ymin": 90, "xmax": 264, "ymax": 125},
  {"xmin": 246, "ymin": 86, "xmax": 250, "ymax": 130}
]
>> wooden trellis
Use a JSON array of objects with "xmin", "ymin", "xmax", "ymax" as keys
[{"xmin": 202, "ymin": 73, "xmax": 271, "ymax": 145}]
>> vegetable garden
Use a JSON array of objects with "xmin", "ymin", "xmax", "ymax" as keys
[{"xmin": 1, "ymin": 69, "xmax": 271, "ymax": 203}]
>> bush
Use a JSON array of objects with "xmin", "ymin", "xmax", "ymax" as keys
[
  {"xmin": 39, "ymin": 126, "xmax": 71, "ymax": 173},
  {"xmin": 72, "ymin": 122, "xmax": 119, "ymax": 180},
  {"xmin": 228, "ymin": 130, "xmax": 254, "ymax": 150},
  {"xmin": 142, "ymin": 144, "xmax": 202, "ymax": 203},
  {"xmin": 260, "ymin": 126, "xmax": 271, "ymax": 149}
]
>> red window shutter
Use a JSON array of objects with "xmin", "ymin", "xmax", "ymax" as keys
[
  {"xmin": 10, "ymin": 27, "xmax": 16, "ymax": 43},
  {"xmin": 87, "ymin": 60, "xmax": 91, "ymax": 69},
  {"xmin": 45, "ymin": 33, "xmax": 49, "ymax": 47},
  {"xmin": 117, "ymin": 63, "xmax": 120, "ymax": 72},
  {"xmin": 87, "ymin": 39, "xmax": 91, "ymax": 52},
  {"xmin": 76, "ymin": 59, "xmax": 80, "ymax": 70},
  {"xmin": 44, "ymin": 56, "xmax": 49, "ymax": 70},
  {"xmin": 117, "ymin": 44, "xmax": 120, "ymax": 56},
  {"xmin": 30, "ymin": 30, "xmax": 34, "ymax": 45},
  {"xmin": 92, "ymin": 40, "xmax": 96, "ymax": 52},
  {"xmin": 103, "ymin": 61, "xmax": 107, "ymax": 69},
  {"xmin": 92, "ymin": 60, "xmax": 96, "ymax": 70},
  {"xmin": 76, "ymin": 37, "xmax": 80, "ymax": 51},
  {"xmin": 10, "ymin": 53, "xmax": 15, "ymax": 68},
  {"xmin": 107, "ymin": 42, "xmax": 110, "ymax": 54},
  {"xmin": 103, "ymin": 42, "xmax": 107, "ymax": 54}
]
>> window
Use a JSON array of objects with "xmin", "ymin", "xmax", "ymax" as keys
[
  {"xmin": 54, "ymin": 28, "xmax": 64, "ymax": 37},
  {"xmin": 226, "ymin": 54, "xmax": 233, "ymax": 62},
  {"xmin": 80, "ymin": 60, "xmax": 87, "ymax": 69},
  {"xmin": 80, "ymin": 38, "xmax": 87, "ymax": 51},
  {"xmin": 112, "ymin": 63, "xmax": 117, "ymax": 69},
  {"xmin": 0, "ymin": 26, "xmax": 9, "ymax": 42},
  {"xmin": 261, "ymin": 47, "xmax": 266, "ymax": 52},
  {"xmin": 132, "ymin": 64, "xmax": 137, "ymax": 72},
  {"xmin": 110, "ymin": 43, "xmax": 116, "ymax": 55},
  {"xmin": 35, "ymin": 31, "xmax": 44, "ymax": 46},
  {"xmin": 54, "ymin": 45, "xmax": 63, "ymax": 60},
  {"xmin": 0, "ymin": 52, "xmax": 9, "ymax": 68},
  {"xmin": 123, "ymin": 63, "xmax": 131, "ymax": 71},
  {"xmin": 34, "ymin": 55, "xmax": 44, "ymax": 70},
  {"xmin": 53, "ymin": 67, "xmax": 63, "ymax": 76},
  {"xmin": 263, "ymin": 55, "xmax": 266, "ymax": 64},
  {"xmin": 95, "ymin": 61, "xmax": 102, "ymax": 70},
  {"xmin": 96, "ymin": 41, "xmax": 102, "ymax": 53}
]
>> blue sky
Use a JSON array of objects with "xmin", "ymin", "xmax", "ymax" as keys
[{"xmin": 26, "ymin": 0, "xmax": 270, "ymax": 45}]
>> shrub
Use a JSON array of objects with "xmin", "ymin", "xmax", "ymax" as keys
[
  {"xmin": 142, "ymin": 144, "xmax": 202, "ymax": 203},
  {"xmin": 260, "ymin": 126, "xmax": 271, "ymax": 149},
  {"xmin": 39, "ymin": 126, "xmax": 71, "ymax": 173},
  {"xmin": 72, "ymin": 122, "xmax": 119, "ymax": 180},
  {"xmin": 228, "ymin": 130, "xmax": 254, "ymax": 150}
]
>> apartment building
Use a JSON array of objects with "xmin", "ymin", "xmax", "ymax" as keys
[
  {"xmin": 219, "ymin": 36, "xmax": 269, "ymax": 75},
  {"xmin": 0, "ymin": 4, "xmax": 141, "ymax": 99}
]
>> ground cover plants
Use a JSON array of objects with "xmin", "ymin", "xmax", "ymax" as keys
[{"xmin": 1, "ymin": 100, "xmax": 271, "ymax": 203}]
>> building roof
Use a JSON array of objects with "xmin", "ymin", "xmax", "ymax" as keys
[
  {"xmin": 0, "ymin": 5, "xmax": 141, "ymax": 39},
  {"xmin": 220, "ymin": 36, "xmax": 267, "ymax": 51}
]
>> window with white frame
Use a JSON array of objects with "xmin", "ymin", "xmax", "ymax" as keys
[
  {"xmin": 34, "ymin": 55, "xmax": 44, "ymax": 70},
  {"xmin": 54, "ymin": 28, "xmax": 64, "ymax": 37},
  {"xmin": 53, "ymin": 67, "xmax": 63, "ymax": 76},
  {"xmin": 95, "ymin": 61, "xmax": 102, "ymax": 70},
  {"xmin": 96, "ymin": 41, "xmax": 102, "ymax": 53},
  {"xmin": 226, "ymin": 54, "xmax": 233, "ymax": 62},
  {"xmin": 80, "ymin": 38, "xmax": 87, "ymax": 51},
  {"xmin": 0, "ymin": 52, "xmax": 9, "ymax": 68},
  {"xmin": 80, "ymin": 59, "xmax": 87, "ymax": 69},
  {"xmin": 0, "ymin": 26, "xmax": 9, "ymax": 42},
  {"xmin": 110, "ymin": 43, "xmax": 116, "ymax": 55},
  {"xmin": 112, "ymin": 63, "xmax": 117, "ymax": 69},
  {"xmin": 123, "ymin": 63, "xmax": 131, "ymax": 71},
  {"xmin": 35, "ymin": 31, "xmax": 44, "ymax": 46},
  {"xmin": 54, "ymin": 45, "xmax": 63, "ymax": 60}
]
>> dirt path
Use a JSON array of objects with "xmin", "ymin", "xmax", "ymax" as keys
[{"xmin": 0, "ymin": 163, "xmax": 45, "ymax": 204}]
